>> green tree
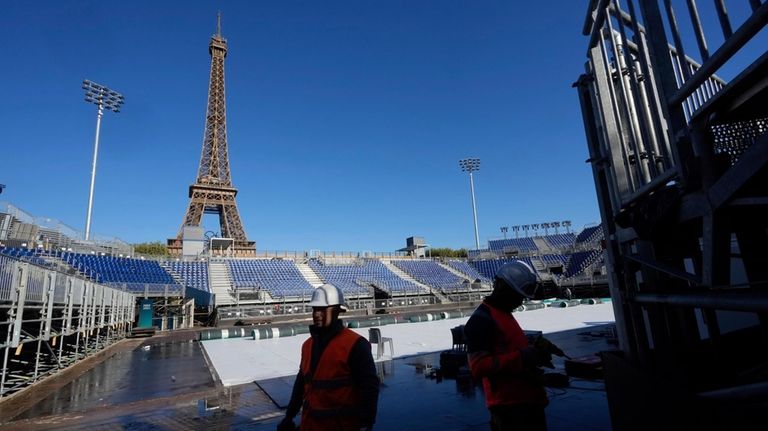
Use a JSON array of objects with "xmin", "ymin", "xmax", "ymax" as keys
[
  {"xmin": 133, "ymin": 241, "xmax": 169, "ymax": 256},
  {"xmin": 428, "ymin": 247, "xmax": 468, "ymax": 258}
]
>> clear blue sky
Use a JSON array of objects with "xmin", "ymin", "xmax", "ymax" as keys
[{"xmin": 1, "ymin": 1, "xmax": 763, "ymax": 252}]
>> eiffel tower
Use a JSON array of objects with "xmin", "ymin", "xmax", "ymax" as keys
[{"xmin": 168, "ymin": 15, "xmax": 255, "ymax": 257}]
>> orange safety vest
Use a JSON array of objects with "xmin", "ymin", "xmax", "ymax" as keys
[
  {"xmin": 300, "ymin": 327, "xmax": 363, "ymax": 431},
  {"xmin": 481, "ymin": 304, "xmax": 548, "ymax": 408}
]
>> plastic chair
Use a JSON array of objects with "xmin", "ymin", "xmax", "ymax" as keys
[
  {"xmin": 368, "ymin": 328, "xmax": 394, "ymax": 359},
  {"xmin": 450, "ymin": 325, "xmax": 467, "ymax": 351}
]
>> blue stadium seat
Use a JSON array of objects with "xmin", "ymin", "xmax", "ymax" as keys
[
  {"xmin": 309, "ymin": 259, "xmax": 423, "ymax": 296},
  {"xmin": 391, "ymin": 260, "xmax": 466, "ymax": 293},
  {"xmin": 227, "ymin": 259, "xmax": 314, "ymax": 299}
]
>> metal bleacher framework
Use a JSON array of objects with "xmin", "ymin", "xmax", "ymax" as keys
[
  {"xmin": 576, "ymin": 0, "xmax": 767, "ymax": 428},
  {"xmin": 0, "ymin": 253, "xmax": 134, "ymax": 399}
]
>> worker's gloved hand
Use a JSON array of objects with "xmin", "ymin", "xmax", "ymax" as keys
[
  {"xmin": 276, "ymin": 417, "xmax": 295, "ymax": 431},
  {"xmin": 520, "ymin": 346, "xmax": 552, "ymax": 368},
  {"xmin": 534, "ymin": 337, "xmax": 568, "ymax": 358}
]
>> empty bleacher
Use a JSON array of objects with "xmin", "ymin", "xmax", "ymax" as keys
[
  {"xmin": 161, "ymin": 261, "xmax": 209, "ymax": 292},
  {"xmin": 45, "ymin": 252, "xmax": 183, "ymax": 295},
  {"xmin": 488, "ymin": 238, "xmax": 537, "ymax": 254},
  {"xmin": 391, "ymin": 260, "xmax": 466, "ymax": 293},
  {"xmin": 471, "ymin": 257, "xmax": 537, "ymax": 280},
  {"xmin": 58, "ymin": 252, "xmax": 175, "ymax": 284},
  {"xmin": 575, "ymin": 225, "xmax": 603, "ymax": 244},
  {"xmin": 444, "ymin": 260, "xmax": 491, "ymax": 284},
  {"xmin": 563, "ymin": 250, "xmax": 602, "ymax": 278},
  {"xmin": 0, "ymin": 247, "xmax": 51, "ymax": 268},
  {"xmin": 540, "ymin": 254, "xmax": 568, "ymax": 267},
  {"xmin": 309, "ymin": 259, "xmax": 423, "ymax": 296},
  {"xmin": 544, "ymin": 233, "xmax": 576, "ymax": 249},
  {"xmin": 228, "ymin": 259, "xmax": 314, "ymax": 298}
]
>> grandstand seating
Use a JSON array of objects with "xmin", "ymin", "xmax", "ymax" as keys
[
  {"xmin": 544, "ymin": 233, "xmax": 576, "ymax": 249},
  {"xmin": 391, "ymin": 260, "xmax": 466, "ymax": 293},
  {"xmin": 444, "ymin": 260, "xmax": 491, "ymax": 283},
  {"xmin": 2, "ymin": 222, "xmax": 607, "ymax": 303},
  {"xmin": 575, "ymin": 225, "xmax": 604, "ymax": 243},
  {"xmin": 471, "ymin": 257, "xmax": 537, "ymax": 280},
  {"xmin": 488, "ymin": 238, "xmax": 537, "ymax": 253},
  {"xmin": 57, "ymin": 253, "xmax": 176, "ymax": 285},
  {"xmin": 227, "ymin": 259, "xmax": 314, "ymax": 298},
  {"xmin": 309, "ymin": 259, "xmax": 423, "ymax": 296},
  {"xmin": 540, "ymin": 254, "xmax": 567, "ymax": 267},
  {"xmin": 0, "ymin": 247, "xmax": 186, "ymax": 295},
  {"xmin": 563, "ymin": 250, "xmax": 602, "ymax": 277},
  {"xmin": 0, "ymin": 247, "xmax": 51, "ymax": 267},
  {"xmin": 161, "ymin": 261, "xmax": 209, "ymax": 292}
]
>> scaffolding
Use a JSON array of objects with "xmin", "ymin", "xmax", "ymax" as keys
[
  {"xmin": 577, "ymin": 0, "xmax": 767, "ymax": 428},
  {"xmin": 0, "ymin": 254, "xmax": 134, "ymax": 399}
]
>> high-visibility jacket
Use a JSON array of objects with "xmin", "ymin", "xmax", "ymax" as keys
[
  {"xmin": 467, "ymin": 301, "xmax": 548, "ymax": 408},
  {"xmin": 300, "ymin": 327, "xmax": 364, "ymax": 431}
]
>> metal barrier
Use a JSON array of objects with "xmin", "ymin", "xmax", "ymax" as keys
[
  {"xmin": 105, "ymin": 282, "xmax": 185, "ymax": 298},
  {"xmin": 0, "ymin": 254, "xmax": 134, "ymax": 398}
]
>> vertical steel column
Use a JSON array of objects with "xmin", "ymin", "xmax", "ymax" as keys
[
  {"xmin": 2, "ymin": 263, "xmax": 28, "ymax": 395},
  {"xmin": 469, "ymin": 171, "xmax": 480, "ymax": 250},
  {"xmin": 75, "ymin": 281, "xmax": 89, "ymax": 360},
  {"xmin": 84, "ymin": 105, "xmax": 103, "ymax": 241},
  {"xmin": 34, "ymin": 271, "xmax": 55, "ymax": 380}
]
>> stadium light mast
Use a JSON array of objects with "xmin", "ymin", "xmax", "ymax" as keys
[
  {"xmin": 562, "ymin": 220, "xmax": 572, "ymax": 233},
  {"xmin": 459, "ymin": 158, "xmax": 481, "ymax": 250},
  {"xmin": 82, "ymin": 80, "xmax": 124, "ymax": 241},
  {"xmin": 500, "ymin": 226, "xmax": 508, "ymax": 239}
]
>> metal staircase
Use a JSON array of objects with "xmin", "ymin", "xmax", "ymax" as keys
[
  {"xmin": 208, "ymin": 261, "xmax": 235, "ymax": 307},
  {"xmin": 532, "ymin": 237, "xmax": 552, "ymax": 253},
  {"xmin": 296, "ymin": 262, "xmax": 323, "ymax": 288}
]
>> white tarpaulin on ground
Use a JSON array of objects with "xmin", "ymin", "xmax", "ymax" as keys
[{"xmin": 202, "ymin": 302, "xmax": 615, "ymax": 386}]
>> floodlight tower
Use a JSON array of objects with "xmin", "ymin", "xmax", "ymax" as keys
[
  {"xmin": 459, "ymin": 158, "xmax": 481, "ymax": 250},
  {"xmin": 562, "ymin": 220, "xmax": 572, "ymax": 233},
  {"xmin": 552, "ymin": 221, "xmax": 561, "ymax": 234},
  {"xmin": 82, "ymin": 79, "xmax": 124, "ymax": 241},
  {"xmin": 500, "ymin": 226, "xmax": 508, "ymax": 239}
]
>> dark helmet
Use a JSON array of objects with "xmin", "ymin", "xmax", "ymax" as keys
[{"xmin": 495, "ymin": 261, "xmax": 538, "ymax": 298}]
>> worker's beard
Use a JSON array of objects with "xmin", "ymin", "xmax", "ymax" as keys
[{"xmin": 487, "ymin": 289, "xmax": 524, "ymax": 313}]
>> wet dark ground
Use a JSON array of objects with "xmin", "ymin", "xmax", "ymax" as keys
[{"xmin": 0, "ymin": 325, "xmax": 616, "ymax": 430}]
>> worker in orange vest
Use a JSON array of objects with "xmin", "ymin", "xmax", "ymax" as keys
[
  {"xmin": 464, "ymin": 261, "xmax": 551, "ymax": 431},
  {"xmin": 278, "ymin": 283, "xmax": 379, "ymax": 431}
]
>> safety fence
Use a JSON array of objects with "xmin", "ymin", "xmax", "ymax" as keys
[{"xmin": 0, "ymin": 254, "xmax": 135, "ymax": 399}]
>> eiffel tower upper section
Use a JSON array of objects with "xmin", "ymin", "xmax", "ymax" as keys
[
  {"xmin": 168, "ymin": 15, "xmax": 255, "ymax": 257},
  {"xmin": 198, "ymin": 15, "xmax": 232, "ymax": 188}
]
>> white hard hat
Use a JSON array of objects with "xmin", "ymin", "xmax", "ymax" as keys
[
  {"xmin": 495, "ymin": 261, "xmax": 538, "ymax": 298},
  {"xmin": 308, "ymin": 283, "xmax": 348, "ymax": 311}
]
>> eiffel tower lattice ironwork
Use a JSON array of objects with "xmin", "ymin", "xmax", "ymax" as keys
[{"xmin": 168, "ymin": 15, "xmax": 255, "ymax": 257}]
